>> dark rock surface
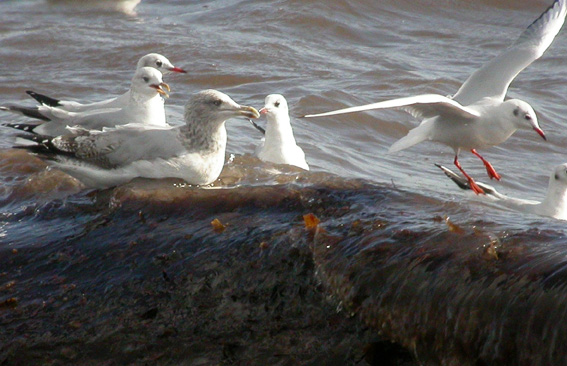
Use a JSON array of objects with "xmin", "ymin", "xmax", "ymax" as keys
[{"xmin": 0, "ymin": 181, "xmax": 416, "ymax": 365}]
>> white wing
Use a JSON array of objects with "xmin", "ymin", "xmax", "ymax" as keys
[
  {"xmin": 40, "ymin": 105, "xmax": 123, "ymax": 122},
  {"xmin": 304, "ymin": 94, "xmax": 480, "ymax": 121},
  {"xmin": 453, "ymin": 0, "xmax": 567, "ymax": 105}
]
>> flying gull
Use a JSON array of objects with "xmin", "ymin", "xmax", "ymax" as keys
[{"xmin": 305, "ymin": 0, "xmax": 566, "ymax": 194}]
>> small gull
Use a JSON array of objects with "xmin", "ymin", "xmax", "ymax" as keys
[
  {"xmin": 47, "ymin": 0, "xmax": 143, "ymax": 15},
  {"xmin": 2, "ymin": 67, "xmax": 170, "ymax": 136},
  {"xmin": 25, "ymin": 53, "xmax": 186, "ymax": 113},
  {"xmin": 305, "ymin": 0, "xmax": 566, "ymax": 194},
  {"xmin": 15, "ymin": 90, "xmax": 260, "ymax": 189},
  {"xmin": 437, "ymin": 164, "xmax": 567, "ymax": 221},
  {"xmin": 254, "ymin": 94, "xmax": 309, "ymax": 170}
]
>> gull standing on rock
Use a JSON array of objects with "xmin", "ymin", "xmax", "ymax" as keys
[
  {"xmin": 2, "ymin": 67, "xmax": 170, "ymax": 136},
  {"xmin": 25, "ymin": 53, "xmax": 186, "ymax": 113},
  {"xmin": 437, "ymin": 164, "xmax": 567, "ymax": 221},
  {"xmin": 305, "ymin": 0, "xmax": 566, "ymax": 194},
  {"xmin": 254, "ymin": 94, "xmax": 309, "ymax": 170},
  {"xmin": 14, "ymin": 90, "xmax": 260, "ymax": 189}
]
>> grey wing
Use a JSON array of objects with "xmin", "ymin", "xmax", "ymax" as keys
[
  {"xmin": 57, "ymin": 127, "xmax": 185, "ymax": 167},
  {"xmin": 453, "ymin": 0, "xmax": 567, "ymax": 105}
]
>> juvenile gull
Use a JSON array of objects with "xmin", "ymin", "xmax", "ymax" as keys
[
  {"xmin": 437, "ymin": 164, "xmax": 567, "ymax": 221},
  {"xmin": 305, "ymin": 0, "xmax": 566, "ymax": 194},
  {"xmin": 2, "ymin": 67, "xmax": 170, "ymax": 136},
  {"xmin": 254, "ymin": 94, "xmax": 309, "ymax": 170},
  {"xmin": 25, "ymin": 53, "xmax": 186, "ymax": 113},
  {"xmin": 16, "ymin": 90, "xmax": 260, "ymax": 189}
]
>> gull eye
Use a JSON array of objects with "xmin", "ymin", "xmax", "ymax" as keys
[
  {"xmin": 525, "ymin": 114, "xmax": 532, "ymax": 121},
  {"xmin": 274, "ymin": 101, "xmax": 280, "ymax": 107},
  {"xmin": 142, "ymin": 76, "xmax": 150, "ymax": 83},
  {"xmin": 156, "ymin": 60, "xmax": 163, "ymax": 68},
  {"xmin": 213, "ymin": 99, "xmax": 222, "ymax": 107}
]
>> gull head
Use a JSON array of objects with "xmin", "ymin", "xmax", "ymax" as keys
[
  {"xmin": 552, "ymin": 164, "xmax": 567, "ymax": 185},
  {"xmin": 184, "ymin": 89, "xmax": 260, "ymax": 127},
  {"xmin": 260, "ymin": 94, "xmax": 289, "ymax": 121},
  {"xmin": 131, "ymin": 67, "xmax": 170, "ymax": 98},
  {"xmin": 137, "ymin": 53, "xmax": 187, "ymax": 75},
  {"xmin": 506, "ymin": 99, "xmax": 546, "ymax": 141},
  {"xmin": 545, "ymin": 163, "xmax": 567, "ymax": 220}
]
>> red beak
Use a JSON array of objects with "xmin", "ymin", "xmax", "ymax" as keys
[
  {"xmin": 169, "ymin": 66, "xmax": 187, "ymax": 74},
  {"xmin": 259, "ymin": 108, "xmax": 268, "ymax": 115},
  {"xmin": 534, "ymin": 127, "xmax": 547, "ymax": 141}
]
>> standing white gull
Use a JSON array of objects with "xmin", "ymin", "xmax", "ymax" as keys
[
  {"xmin": 437, "ymin": 164, "xmax": 567, "ymax": 221},
  {"xmin": 254, "ymin": 94, "xmax": 309, "ymax": 170},
  {"xmin": 305, "ymin": 0, "xmax": 566, "ymax": 194},
  {"xmin": 15, "ymin": 90, "xmax": 260, "ymax": 189},
  {"xmin": 2, "ymin": 67, "xmax": 170, "ymax": 136},
  {"xmin": 25, "ymin": 53, "xmax": 186, "ymax": 113}
]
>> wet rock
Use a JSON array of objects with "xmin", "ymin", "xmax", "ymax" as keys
[
  {"xmin": 2, "ymin": 180, "xmax": 566, "ymax": 365},
  {"xmin": 0, "ymin": 182, "xmax": 404, "ymax": 365}
]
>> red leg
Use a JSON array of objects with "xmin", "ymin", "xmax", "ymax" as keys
[
  {"xmin": 471, "ymin": 149, "xmax": 501, "ymax": 180},
  {"xmin": 454, "ymin": 155, "xmax": 485, "ymax": 195}
]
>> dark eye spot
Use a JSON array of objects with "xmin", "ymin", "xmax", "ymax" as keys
[
  {"xmin": 525, "ymin": 114, "xmax": 532, "ymax": 121},
  {"xmin": 142, "ymin": 76, "xmax": 150, "ymax": 83},
  {"xmin": 556, "ymin": 173, "xmax": 560, "ymax": 180},
  {"xmin": 274, "ymin": 101, "xmax": 280, "ymax": 107},
  {"xmin": 156, "ymin": 60, "xmax": 163, "ymax": 68},
  {"xmin": 213, "ymin": 99, "xmax": 222, "ymax": 107},
  {"xmin": 513, "ymin": 108, "xmax": 519, "ymax": 117}
]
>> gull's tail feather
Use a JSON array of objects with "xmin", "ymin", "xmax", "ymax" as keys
[
  {"xmin": 26, "ymin": 90, "xmax": 62, "ymax": 108},
  {"xmin": 0, "ymin": 105, "xmax": 51, "ymax": 121},
  {"xmin": 436, "ymin": 164, "xmax": 496, "ymax": 195},
  {"xmin": 388, "ymin": 123, "xmax": 430, "ymax": 153}
]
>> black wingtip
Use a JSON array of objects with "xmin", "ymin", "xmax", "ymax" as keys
[
  {"xmin": 13, "ymin": 133, "xmax": 63, "ymax": 158},
  {"xmin": 1, "ymin": 104, "xmax": 51, "ymax": 122},
  {"xmin": 3, "ymin": 122, "xmax": 41, "ymax": 133},
  {"xmin": 435, "ymin": 163, "xmax": 471, "ymax": 191},
  {"xmin": 249, "ymin": 119, "xmax": 266, "ymax": 135},
  {"xmin": 26, "ymin": 90, "xmax": 62, "ymax": 108},
  {"xmin": 519, "ymin": 0, "xmax": 565, "ymax": 42}
]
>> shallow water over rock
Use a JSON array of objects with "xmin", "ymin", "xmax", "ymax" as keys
[{"xmin": 1, "ymin": 161, "xmax": 567, "ymax": 364}]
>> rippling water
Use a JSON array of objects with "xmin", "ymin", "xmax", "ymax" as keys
[{"xmin": 1, "ymin": 0, "xmax": 567, "ymax": 364}]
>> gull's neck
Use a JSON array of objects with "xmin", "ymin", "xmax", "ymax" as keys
[
  {"xmin": 129, "ymin": 89, "xmax": 162, "ymax": 105},
  {"xmin": 127, "ymin": 89, "xmax": 166, "ymax": 126},
  {"xmin": 180, "ymin": 113, "xmax": 227, "ymax": 155},
  {"xmin": 265, "ymin": 113, "xmax": 297, "ymax": 147},
  {"xmin": 538, "ymin": 177, "xmax": 567, "ymax": 219}
]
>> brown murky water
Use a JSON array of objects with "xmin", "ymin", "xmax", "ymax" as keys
[{"xmin": 1, "ymin": 0, "xmax": 567, "ymax": 365}]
